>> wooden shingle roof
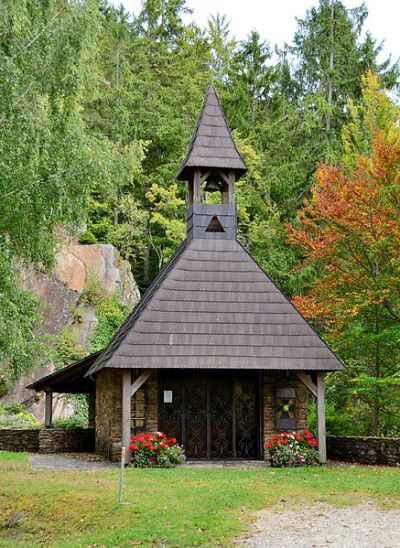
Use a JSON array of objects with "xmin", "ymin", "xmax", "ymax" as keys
[
  {"xmin": 86, "ymin": 239, "xmax": 345, "ymax": 376},
  {"xmin": 176, "ymin": 83, "xmax": 247, "ymax": 180}
]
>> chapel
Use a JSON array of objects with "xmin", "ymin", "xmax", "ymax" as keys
[{"xmin": 29, "ymin": 84, "xmax": 345, "ymax": 462}]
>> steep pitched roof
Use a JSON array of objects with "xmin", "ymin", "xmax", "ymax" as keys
[
  {"xmin": 86, "ymin": 238, "xmax": 345, "ymax": 376},
  {"xmin": 176, "ymin": 83, "xmax": 247, "ymax": 180}
]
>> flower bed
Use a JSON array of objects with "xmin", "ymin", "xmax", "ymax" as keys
[
  {"xmin": 130, "ymin": 432, "xmax": 185, "ymax": 467},
  {"xmin": 265, "ymin": 430, "xmax": 319, "ymax": 467}
]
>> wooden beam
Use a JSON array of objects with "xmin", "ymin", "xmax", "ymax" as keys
[
  {"xmin": 131, "ymin": 369, "xmax": 155, "ymax": 397},
  {"xmin": 193, "ymin": 170, "xmax": 201, "ymax": 204},
  {"xmin": 122, "ymin": 370, "xmax": 132, "ymax": 461},
  {"xmin": 199, "ymin": 169, "xmax": 212, "ymax": 184},
  {"xmin": 44, "ymin": 390, "xmax": 53, "ymax": 428},
  {"xmin": 316, "ymin": 372, "xmax": 327, "ymax": 464},
  {"xmin": 295, "ymin": 371, "xmax": 317, "ymax": 398}
]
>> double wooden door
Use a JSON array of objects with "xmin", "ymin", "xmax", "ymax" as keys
[{"xmin": 158, "ymin": 371, "xmax": 260, "ymax": 459}]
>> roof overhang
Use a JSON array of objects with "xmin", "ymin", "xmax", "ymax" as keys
[{"xmin": 27, "ymin": 351, "xmax": 102, "ymax": 394}]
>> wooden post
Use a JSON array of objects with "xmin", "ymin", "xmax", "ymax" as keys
[
  {"xmin": 122, "ymin": 370, "xmax": 131, "ymax": 462},
  {"xmin": 193, "ymin": 170, "xmax": 201, "ymax": 204},
  {"xmin": 316, "ymin": 372, "xmax": 327, "ymax": 464},
  {"xmin": 44, "ymin": 390, "xmax": 53, "ymax": 428}
]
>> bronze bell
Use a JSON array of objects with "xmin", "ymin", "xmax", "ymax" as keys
[{"xmin": 204, "ymin": 173, "xmax": 222, "ymax": 192}]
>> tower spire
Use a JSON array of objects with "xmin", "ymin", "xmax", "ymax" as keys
[
  {"xmin": 177, "ymin": 84, "xmax": 247, "ymax": 242},
  {"xmin": 176, "ymin": 84, "xmax": 247, "ymax": 182}
]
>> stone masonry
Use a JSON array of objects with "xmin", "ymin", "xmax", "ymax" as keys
[
  {"xmin": 262, "ymin": 371, "xmax": 308, "ymax": 461},
  {"xmin": 0, "ymin": 428, "xmax": 94, "ymax": 453},
  {"xmin": 95, "ymin": 369, "xmax": 158, "ymax": 461}
]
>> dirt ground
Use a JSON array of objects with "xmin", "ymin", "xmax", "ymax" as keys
[{"xmin": 237, "ymin": 501, "xmax": 400, "ymax": 548}]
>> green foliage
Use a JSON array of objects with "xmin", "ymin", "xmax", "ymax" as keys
[
  {"xmin": 308, "ymin": 400, "xmax": 359, "ymax": 436},
  {"xmin": 89, "ymin": 293, "xmax": 129, "ymax": 353},
  {"xmin": 81, "ymin": 269, "xmax": 104, "ymax": 305},
  {"xmin": 53, "ymin": 326, "xmax": 85, "ymax": 371},
  {"xmin": 0, "ymin": 403, "xmax": 41, "ymax": 430},
  {"xmin": 78, "ymin": 231, "xmax": 97, "ymax": 245},
  {"xmin": 51, "ymin": 417, "xmax": 86, "ymax": 429},
  {"xmin": 52, "ymin": 394, "xmax": 89, "ymax": 429}
]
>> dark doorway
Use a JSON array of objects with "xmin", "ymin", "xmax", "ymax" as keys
[{"xmin": 158, "ymin": 371, "xmax": 260, "ymax": 459}]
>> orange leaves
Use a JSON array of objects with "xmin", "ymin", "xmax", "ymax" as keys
[{"xmin": 287, "ymin": 129, "xmax": 400, "ymax": 331}]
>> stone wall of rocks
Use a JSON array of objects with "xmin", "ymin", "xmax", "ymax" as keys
[
  {"xmin": 95, "ymin": 369, "xmax": 159, "ymax": 461},
  {"xmin": 327, "ymin": 436, "xmax": 400, "ymax": 466},
  {"xmin": 0, "ymin": 428, "xmax": 94, "ymax": 453},
  {"xmin": 0, "ymin": 429, "xmax": 40, "ymax": 452},
  {"xmin": 38, "ymin": 428, "xmax": 95, "ymax": 453},
  {"xmin": 262, "ymin": 372, "xmax": 308, "ymax": 461},
  {"xmin": 95, "ymin": 369, "xmax": 122, "ymax": 460}
]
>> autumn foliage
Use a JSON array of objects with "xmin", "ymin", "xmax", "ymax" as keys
[
  {"xmin": 287, "ymin": 130, "xmax": 400, "ymax": 336},
  {"xmin": 286, "ymin": 87, "xmax": 400, "ymax": 435}
]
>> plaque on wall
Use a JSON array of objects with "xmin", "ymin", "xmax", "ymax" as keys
[
  {"xmin": 163, "ymin": 390, "xmax": 173, "ymax": 403},
  {"xmin": 275, "ymin": 387, "xmax": 296, "ymax": 430}
]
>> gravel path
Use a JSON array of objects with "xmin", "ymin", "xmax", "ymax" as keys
[
  {"xmin": 29, "ymin": 454, "xmax": 116, "ymax": 471},
  {"xmin": 237, "ymin": 502, "xmax": 400, "ymax": 548}
]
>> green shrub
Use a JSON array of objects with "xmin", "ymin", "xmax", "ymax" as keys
[
  {"xmin": 89, "ymin": 293, "xmax": 129, "ymax": 352},
  {"xmin": 0, "ymin": 404, "xmax": 41, "ymax": 429},
  {"xmin": 81, "ymin": 268, "xmax": 104, "ymax": 304},
  {"xmin": 78, "ymin": 230, "xmax": 97, "ymax": 245},
  {"xmin": 52, "ymin": 416, "xmax": 86, "ymax": 429},
  {"xmin": 308, "ymin": 401, "xmax": 358, "ymax": 436}
]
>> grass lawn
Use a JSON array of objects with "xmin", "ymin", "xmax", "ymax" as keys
[{"xmin": 0, "ymin": 451, "xmax": 399, "ymax": 547}]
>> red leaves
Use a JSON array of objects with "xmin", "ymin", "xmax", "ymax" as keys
[{"xmin": 287, "ymin": 130, "xmax": 400, "ymax": 331}]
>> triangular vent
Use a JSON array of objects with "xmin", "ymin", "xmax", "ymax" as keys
[{"xmin": 206, "ymin": 216, "xmax": 225, "ymax": 233}]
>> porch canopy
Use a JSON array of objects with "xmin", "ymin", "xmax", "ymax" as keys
[{"xmin": 27, "ymin": 351, "xmax": 99, "ymax": 427}]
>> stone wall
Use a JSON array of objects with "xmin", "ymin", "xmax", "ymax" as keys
[
  {"xmin": 95, "ymin": 368, "xmax": 159, "ymax": 461},
  {"xmin": 327, "ymin": 436, "xmax": 400, "ymax": 466},
  {"xmin": 95, "ymin": 369, "xmax": 122, "ymax": 460},
  {"xmin": 131, "ymin": 371, "xmax": 158, "ymax": 436},
  {"xmin": 0, "ymin": 428, "xmax": 94, "ymax": 453},
  {"xmin": 0, "ymin": 429, "xmax": 40, "ymax": 452},
  {"xmin": 38, "ymin": 428, "xmax": 95, "ymax": 453},
  {"xmin": 262, "ymin": 372, "xmax": 308, "ymax": 461}
]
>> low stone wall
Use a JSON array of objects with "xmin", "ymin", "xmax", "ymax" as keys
[
  {"xmin": 327, "ymin": 436, "xmax": 400, "ymax": 466},
  {"xmin": 38, "ymin": 428, "xmax": 95, "ymax": 453},
  {"xmin": 0, "ymin": 428, "xmax": 95, "ymax": 454},
  {"xmin": 0, "ymin": 429, "xmax": 40, "ymax": 452}
]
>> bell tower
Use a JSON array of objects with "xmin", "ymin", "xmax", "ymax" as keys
[{"xmin": 176, "ymin": 84, "xmax": 247, "ymax": 241}]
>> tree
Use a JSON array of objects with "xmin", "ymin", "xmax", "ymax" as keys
[
  {"xmin": 0, "ymin": 0, "xmax": 101, "ymax": 380},
  {"xmin": 287, "ymin": 74, "xmax": 400, "ymax": 435}
]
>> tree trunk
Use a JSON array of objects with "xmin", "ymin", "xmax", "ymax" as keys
[{"xmin": 325, "ymin": 0, "xmax": 335, "ymax": 134}]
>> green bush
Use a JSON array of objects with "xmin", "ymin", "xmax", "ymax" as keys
[
  {"xmin": 81, "ymin": 269, "xmax": 104, "ymax": 304},
  {"xmin": 308, "ymin": 401, "xmax": 358, "ymax": 436},
  {"xmin": 52, "ymin": 416, "xmax": 86, "ymax": 429},
  {"xmin": 78, "ymin": 230, "xmax": 97, "ymax": 245},
  {"xmin": 0, "ymin": 403, "xmax": 41, "ymax": 429}
]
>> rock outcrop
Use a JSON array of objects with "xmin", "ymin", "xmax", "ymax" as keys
[{"xmin": 0, "ymin": 240, "xmax": 140, "ymax": 422}]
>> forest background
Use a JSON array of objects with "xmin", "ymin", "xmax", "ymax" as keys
[{"xmin": 1, "ymin": 0, "xmax": 399, "ymax": 436}]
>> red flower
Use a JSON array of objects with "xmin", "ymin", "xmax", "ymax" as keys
[
  {"xmin": 160, "ymin": 443, "xmax": 167, "ymax": 449},
  {"xmin": 149, "ymin": 445, "xmax": 155, "ymax": 451},
  {"xmin": 282, "ymin": 432, "xmax": 289, "ymax": 437},
  {"xmin": 130, "ymin": 443, "xmax": 138, "ymax": 451},
  {"xmin": 283, "ymin": 439, "xmax": 289, "ymax": 445}
]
